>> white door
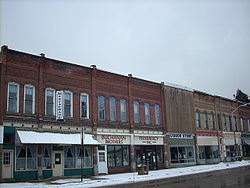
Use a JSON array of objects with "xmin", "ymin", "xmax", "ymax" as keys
[
  {"xmin": 52, "ymin": 151, "xmax": 64, "ymax": 176},
  {"xmin": 2, "ymin": 150, "xmax": 13, "ymax": 179},
  {"xmin": 98, "ymin": 146, "xmax": 108, "ymax": 174}
]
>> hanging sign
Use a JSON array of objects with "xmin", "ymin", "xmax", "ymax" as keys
[{"xmin": 56, "ymin": 91, "xmax": 63, "ymax": 120}]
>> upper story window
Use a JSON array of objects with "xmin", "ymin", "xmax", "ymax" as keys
[
  {"xmin": 154, "ymin": 104, "xmax": 160, "ymax": 125},
  {"xmin": 120, "ymin": 99, "xmax": 127, "ymax": 122},
  {"xmin": 64, "ymin": 91, "xmax": 73, "ymax": 118},
  {"xmin": 45, "ymin": 88, "xmax": 55, "ymax": 116},
  {"xmin": 234, "ymin": 116, "xmax": 238, "ymax": 131},
  {"xmin": 240, "ymin": 118, "xmax": 244, "ymax": 131},
  {"xmin": 223, "ymin": 114, "xmax": 227, "ymax": 131},
  {"xmin": 144, "ymin": 103, "xmax": 151, "ymax": 124},
  {"xmin": 229, "ymin": 116, "xmax": 233, "ymax": 131},
  {"xmin": 24, "ymin": 85, "xmax": 35, "ymax": 114},
  {"xmin": 211, "ymin": 113, "xmax": 215, "ymax": 129},
  {"xmin": 109, "ymin": 97, "xmax": 117, "ymax": 121},
  {"xmin": 7, "ymin": 82, "xmax": 19, "ymax": 113},
  {"xmin": 248, "ymin": 119, "xmax": 250, "ymax": 132},
  {"xmin": 196, "ymin": 111, "xmax": 201, "ymax": 128},
  {"xmin": 133, "ymin": 101, "xmax": 140, "ymax": 123},
  {"xmin": 98, "ymin": 96, "xmax": 105, "ymax": 120},
  {"xmin": 204, "ymin": 112, "xmax": 208, "ymax": 129},
  {"xmin": 80, "ymin": 93, "xmax": 89, "ymax": 119},
  {"xmin": 217, "ymin": 114, "xmax": 221, "ymax": 130}
]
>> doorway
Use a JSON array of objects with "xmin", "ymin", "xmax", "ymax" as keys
[
  {"xmin": 52, "ymin": 151, "xmax": 64, "ymax": 176},
  {"xmin": 98, "ymin": 145, "xmax": 108, "ymax": 174},
  {"xmin": 2, "ymin": 150, "xmax": 13, "ymax": 179}
]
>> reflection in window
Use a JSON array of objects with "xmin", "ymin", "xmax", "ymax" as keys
[
  {"xmin": 16, "ymin": 146, "xmax": 37, "ymax": 170},
  {"xmin": 107, "ymin": 145, "xmax": 130, "ymax": 167},
  {"xmin": 8, "ymin": 82, "xmax": 19, "ymax": 113},
  {"xmin": 98, "ymin": 96, "xmax": 105, "ymax": 120},
  {"xmin": 43, "ymin": 146, "xmax": 51, "ymax": 169},
  {"xmin": 109, "ymin": 97, "xmax": 117, "ymax": 121}
]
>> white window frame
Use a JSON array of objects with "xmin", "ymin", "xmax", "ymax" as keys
[
  {"xmin": 63, "ymin": 90, "xmax": 73, "ymax": 118},
  {"xmin": 7, "ymin": 82, "xmax": 20, "ymax": 113},
  {"xmin": 24, "ymin": 84, "xmax": 35, "ymax": 114},
  {"xmin": 204, "ymin": 112, "xmax": 208, "ymax": 129},
  {"xmin": 15, "ymin": 145, "xmax": 37, "ymax": 171},
  {"xmin": 80, "ymin": 93, "xmax": 89, "ymax": 119},
  {"xmin": 45, "ymin": 88, "xmax": 55, "ymax": 116}
]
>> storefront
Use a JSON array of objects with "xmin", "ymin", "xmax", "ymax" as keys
[
  {"xmin": 134, "ymin": 134, "xmax": 165, "ymax": 170},
  {"xmin": 168, "ymin": 133, "xmax": 195, "ymax": 166},
  {"xmin": 96, "ymin": 130, "xmax": 165, "ymax": 173},
  {"xmin": 1, "ymin": 126, "xmax": 99, "ymax": 180},
  {"xmin": 241, "ymin": 133, "xmax": 250, "ymax": 159},
  {"xmin": 222, "ymin": 132, "xmax": 241, "ymax": 161},
  {"xmin": 196, "ymin": 130, "xmax": 220, "ymax": 164},
  {"xmin": 97, "ymin": 133, "xmax": 131, "ymax": 174}
]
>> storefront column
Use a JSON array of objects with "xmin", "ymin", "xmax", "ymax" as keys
[
  {"xmin": 93, "ymin": 146, "xmax": 98, "ymax": 175},
  {"xmin": 163, "ymin": 136, "xmax": 169, "ymax": 168},
  {"xmin": 37, "ymin": 146, "xmax": 43, "ymax": 179},
  {"xmin": 130, "ymin": 145, "xmax": 136, "ymax": 172}
]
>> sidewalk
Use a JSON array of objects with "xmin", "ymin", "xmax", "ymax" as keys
[{"xmin": 1, "ymin": 161, "xmax": 250, "ymax": 188}]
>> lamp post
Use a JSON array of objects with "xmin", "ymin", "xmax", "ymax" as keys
[{"xmin": 231, "ymin": 102, "xmax": 250, "ymax": 160}]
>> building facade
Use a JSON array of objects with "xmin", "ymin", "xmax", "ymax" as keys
[
  {"xmin": 164, "ymin": 85, "xmax": 196, "ymax": 166},
  {"xmin": 0, "ymin": 46, "xmax": 166, "ymax": 181},
  {"xmin": 1, "ymin": 45, "xmax": 250, "ymax": 181}
]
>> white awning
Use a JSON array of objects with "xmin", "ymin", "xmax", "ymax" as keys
[
  {"xmin": 243, "ymin": 139, "xmax": 250, "ymax": 145},
  {"xmin": 17, "ymin": 130, "xmax": 100, "ymax": 145},
  {"xmin": 0, "ymin": 127, "xmax": 3, "ymax": 144}
]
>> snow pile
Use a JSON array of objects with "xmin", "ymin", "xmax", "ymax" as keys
[{"xmin": 1, "ymin": 161, "xmax": 249, "ymax": 188}]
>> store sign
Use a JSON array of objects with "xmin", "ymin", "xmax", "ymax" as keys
[
  {"xmin": 97, "ymin": 135, "xmax": 131, "ymax": 145},
  {"xmin": 134, "ymin": 135, "xmax": 163, "ymax": 145},
  {"xmin": 56, "ymin": 91, "xmax": 63, "ymax": 120},
  {"xmin": 170, "ymin": 133, "xmax": 193, "ymax": 139}
]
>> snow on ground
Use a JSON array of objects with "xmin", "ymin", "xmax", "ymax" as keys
[{"xmin": 1, "ymin": 161, "xmax": 250, "ymax": 188}]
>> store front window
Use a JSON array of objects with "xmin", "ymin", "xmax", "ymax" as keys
[
  {"xmin": 198, "ymin": 146, "xmax": 218, "ymax": 159},
  {"xmin": 64, "ymin": 146, "xmax": 93, "ymax": 168},
  {"xmin": 16, "ymin": 146, "xmax": 37, "ymax": 170},
  {"xmin": 170, "ymin": 146, "xmax": 195, "ymax": 163},
  {"xmin": 135, "ymin": 146, "xmax": 164, "ymax": 170},
  {"xmin": 107, "ymin": 145, "xmax": 130, "ymax": 167}
]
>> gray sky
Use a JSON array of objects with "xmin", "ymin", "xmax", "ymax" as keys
[{"xmin": 1, "ymin": 0, "xmax": 250, "ymax": 99}]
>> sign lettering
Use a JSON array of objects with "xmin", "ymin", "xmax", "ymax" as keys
[{"xmin": 56, "ymin": 91, "xmax": 63, "ymax": 120}]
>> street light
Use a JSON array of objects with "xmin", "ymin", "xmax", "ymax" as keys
[{"xmin": 231, "ymin": 102, "xmax": 250, "ymax": 160}]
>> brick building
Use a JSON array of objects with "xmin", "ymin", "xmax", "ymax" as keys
[
  {"xmin": 194, "ymin": 90, "xmax": 250, "ymax": 164},
  {"xmin": 1, "ymin": 45, "xmax": 250, "ymax": 181},
  {"xmin": 0, "ymin": 46, "xmax": 166, "ymax": 180}
]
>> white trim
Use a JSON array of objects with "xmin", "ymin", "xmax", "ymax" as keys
[
  {"xmin": 63, "ymin": 90, "xmax": 73, "ymax": 118},
  {"xmin": 45, "ymin": 88, "xmax": 55, "ymax": 116},
  {"xmin": 24, "ymin": 84, "xmax": 35, "ymax": 114},
  {"xmin": 7, "ymin": 82, "xmax": 20, "ymax": 113},
  {"xmin": 80, "ymin": 93, "xmax": 89, "ymax": 119},
  {"xmin": 0, "ymin": 126, "xmax": 3, "ymax": 144}
]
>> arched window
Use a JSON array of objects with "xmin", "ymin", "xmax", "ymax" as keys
[
  {"xmin": 24, "ymin": 84, "xmax": 35, "ymax": 114},
  {"xmin": 45, "ymin": 88, "xmax": 55, "ymax": 116},
  {"xmin": 80, "ymin": 93, "xmax": 89, "ymax": 119},
  {"xmin": 109, "ymin": 97, "xmax": 117, "ymax": 121},
  {"xmin": 98, "ymin": 96, "xmax": 105, "ymax": 120},
  {"xmin": 120, "ymin": 99, "xmax": 127, "ymax": 122},
  {"xmin": 7, "ymin": 82, "xmax": 19, "ymax": 113}
]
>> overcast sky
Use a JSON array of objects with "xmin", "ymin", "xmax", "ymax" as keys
[{"xmin": 1, "ymin": 0, "xmax": 250, "ymax": 99}]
